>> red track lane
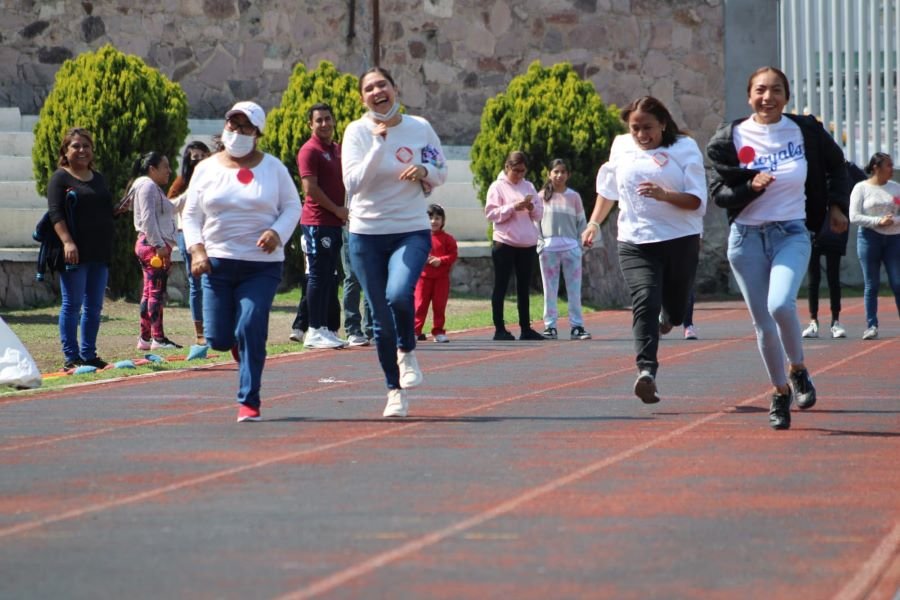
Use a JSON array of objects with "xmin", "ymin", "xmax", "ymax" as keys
[{"xmin": 0, "ymin": 300, "xmax": 897, "ymax": 599}]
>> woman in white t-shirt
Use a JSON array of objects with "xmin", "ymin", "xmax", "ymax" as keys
[
  {"xmin": 183, "ymin": 101, "xmax": 301, "ymax": 423},
  {"xmin": 342, "ymin": 67, "xmax": 448, "ymax": 418},
  {"xmin": 582, "ymin": 96, "xmax": 706, "ymax": 405},
  {"xmin": 706, "ymin": 66, "xmax": 850, "ymax": 431},
  {"xmin": 850, "ymin": 152, "xmax": 900, "ymax": 340}
]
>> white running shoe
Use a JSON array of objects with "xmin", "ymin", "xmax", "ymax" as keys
[
  {"xmin": 434, "ymin": 333, "xmax": 450, "ymax": 343},
  {"xmin": 304, "ymin": 327, "xmax": 345, "ymax": 349},
  {"xmin": 862, "ymin": 326, "xmax": 878, "ymax": 340},
  {"xmin": 683, "ymin": 325, "xmax": 698, "ymax": 340},
  {"xmin": 801, "ymin": 320, "xmax": 819, "ymax": 338},
  {"xmin": 327, "ymin": 330, "xmax": 349, "ymax": 347},
  {"xmin": 397, "ymin": 349, "xmax": 423, "ymax": 388},
  {"xmin": 830, "ymin": 322, "xmax": 847, "ymax": 338},
  {"xmin": 383, "ymin": 388, "xmax": 408, "ymax": 417},
  {"xmin": 347, "ymin": 333, "xmax": 370, "ymax": 347},
  {"xmin": 289, "ymin": 328, "xmax": 305, "ymax": 342}
]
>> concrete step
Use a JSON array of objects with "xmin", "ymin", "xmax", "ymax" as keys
[
  {"xmin": 0, "ymin": 181, "xmax": 44, "ymax": 208},
  {"xmin": 4, "ymin": 132, "xmax": 36, "ymax": 156},
  {"xmin": 0, "ymin": 107, "xmax": 22, "ymax": 130},
  {"xmin": 0, "ymin": 157, "xmax": 34, "ymax": 181},
  {"xmin": 0, "ymin": 208, "xmax": 44, "ymax": 246}
]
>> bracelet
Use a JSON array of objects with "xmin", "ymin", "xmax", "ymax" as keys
[{"xmin": 588, "ymin": 220, "xmax": 601, "ymax": 230}]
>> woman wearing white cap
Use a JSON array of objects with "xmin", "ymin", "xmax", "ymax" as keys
[
  {"xmin": 183, "ymin": 101, "xmax": 301, "ymax": 422},
  {"xmin": 342, "ymin": 67, "xmax": 448, "ymax": 417}
]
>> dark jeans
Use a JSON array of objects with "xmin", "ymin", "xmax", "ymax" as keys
[
  {"xmin": 807, "ymin": 247, "xmax": 842, "ymax": 323},
  {"xmin": 491, "ymin": 242, "xmax": 537, "ymax": 331},
  {"xmin": 857, "ymin": 227, "xmax": 900, "ymax": 327},
  {"xmin": 683, "ymin": 289, "xmax": 695, "ymax": 328},
  {"xmin": 176, "ymin": 230, "xmax": 203, "ymax": 323},
  {"xmin": 302, "ymin": 225, "xmax": 343, "ymax": 330},
  {"xmin": 349, "ymin": 230, "xmax": 431, "ymax": 389},
  {"xmin": 291, "ymin": 267, "xmax": 341, "ymax": 332},
  {"xmin": 59, "ymin": 261, "xmax": 108, "ymax": 363},
  {"xmin": 618, "ymin": 235, "xmax": 700, "ymax": 375},
  {"xmin": 341, "ymin": 227, "xmax": 373, "ymax": 338},
  {"xmin": 202, "ymin": 258, "xmax": 282, "ymax": 409}
]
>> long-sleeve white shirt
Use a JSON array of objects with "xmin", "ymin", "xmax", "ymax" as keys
[
  {"xmin": 182, "ymin": 153, "xmax": 301, "ymax": 262},
  {"xmin": 849, "ymin": 180, "xmax": 900, "ymax": 236},
  {"xmin": 342, "ymin": 114, "xmax": 448, "ymax": 235},
  {"xmin": 131, "ymin": 176, "xmax": 177, "ymax": 247}
]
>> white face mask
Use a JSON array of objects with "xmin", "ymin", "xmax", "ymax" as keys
[
  {"xmin": 367, "ymin": 101, "xmax": 401, "ymax": 122},
  {"xmin": 221, "ymin": 129, "xmax": 255, "ymax": 158}
]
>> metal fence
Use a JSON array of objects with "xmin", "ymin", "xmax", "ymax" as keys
[{"xmin": 779, "ymin": 0, "xmax": 899, "ymax": 165}]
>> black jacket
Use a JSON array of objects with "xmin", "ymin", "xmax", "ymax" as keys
[{"xmin": 705, "ymin": 113, "xmax": 850, "ymax": 234}]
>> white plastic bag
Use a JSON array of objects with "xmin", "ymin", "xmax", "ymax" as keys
[{"xmin": 0, "ymin": 317, "xmax": 42, "ymax": 389}]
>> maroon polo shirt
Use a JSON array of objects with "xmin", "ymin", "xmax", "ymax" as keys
[{"xmin": 297, "ymin": 135, "xmax": 345, "ymax": 227}]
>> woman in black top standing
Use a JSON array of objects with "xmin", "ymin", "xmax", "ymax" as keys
[{"xmin": 47, "ymin": 127, "xmax": 115, "ymax": 369}]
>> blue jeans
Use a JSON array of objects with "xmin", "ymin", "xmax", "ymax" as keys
[
  {"xmin": 727, "ymin": 220, "xmax": 811, "ymax": 387},
  {"xmin": 349, "ymin": 230, "xmax": 431, "ymax": 389},
  {"xmin": 176, "ymin": 230, "xmax": 203, "ymax": 323},
  {"xmin": 857, "ymin": 227, "xmax": 900, "ymax": 327},
  {"xmin": 202, "ymin": 258, "xmax": 282, "ymax": 408},
  {"xmin": 302, "ymin": 224, "xmax": 342, "ymax": 330},
  {"xmin": 59, "ymin": 261, "xmax": 108, "ymax": 363},
  {"xmin": 341, "ymin": 227, "xmax": 373, "ymax": 338}
]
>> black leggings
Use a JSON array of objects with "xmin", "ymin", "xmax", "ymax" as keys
[
  {"xmin": 491, "ymin": 242, "xmax": 537, "ymax": 331},
  {"xmin": 618, "ymin": 235, "xmax": 700, "ymax": 375},
  {"xmin": 807, "ymin": 247, "xmax": 842, "ymax": 323}
]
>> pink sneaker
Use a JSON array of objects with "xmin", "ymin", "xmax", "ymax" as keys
[
  {"xmin": 684, "ymin": 325, "xmax": 698, "ymax": 340},
  {"xmin": 136, "ymin": 337, "xmax": 151, "ymax": 351},
  {"xmin": 237, "ymin": 404, "xmax": 261, "ymax": 422}
]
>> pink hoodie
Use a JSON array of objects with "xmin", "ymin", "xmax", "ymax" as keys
[{"xmin": 484, "ymin": 173, "xmax": 543, "ymax": 247}]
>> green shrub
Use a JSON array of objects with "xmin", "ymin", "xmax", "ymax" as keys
[
  {"xmin": 470, "ymin": 61, "xmax": 624, "ymax": 220},
  {"xmin": 260, "ymin": 60, "xmax": 366, "ymax": 282},
  {"xmin": 33, "ymin": 44, "xmax": 188, "ymax": 299}
]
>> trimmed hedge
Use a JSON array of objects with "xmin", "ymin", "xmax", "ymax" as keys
[{"xmin": 33, "ymin": 44, "xmax": 188, "ymax": 298}]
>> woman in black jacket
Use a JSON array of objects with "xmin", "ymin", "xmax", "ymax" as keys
[{"xmin": 706, "ymin": 66, "xmax": 849, "ymax": 430}]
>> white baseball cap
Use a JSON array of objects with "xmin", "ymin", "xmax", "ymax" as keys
[{"xmin": 225, "ymin": 101, "xmax": 266, "ymax": 133}]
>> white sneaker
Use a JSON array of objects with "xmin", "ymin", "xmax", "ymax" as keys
[
  {"xmin": 347, "ymin": 333, "xmax": 370, "ymax": 347},
  {"xmin": 304, "ymin": 327, "xmax": 345, "ymax": 349},
  {"xmin": 383, "ymin": 388, "xmax": 408, "ymax": 417},
  {"xmin": 862, "ymin": 326, "xmax": 878, "ymax": 340},
  {"xmin": 397, "ymin": 349, "xmax": 423, "ymax": 388},
  {"xmin": 801, "ymin": 320, "xmax": 819, "ymax": 338},
  {"xmin": 289, "ymin": 328, "xmax": 305, "ymax": 342},
  {"xmin": 327, "ymin": 330, "xmax": 349, "ymax": 347},
  {"xmin": 434, "ymin": 333, "xmax": 449, "ymax": 343},
  {"xmin": 830, "ymin": 322, "xmax": 847, "ymax": 338}
]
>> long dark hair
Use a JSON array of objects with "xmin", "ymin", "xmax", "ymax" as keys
[
  {"xmin": 864, "ymin": 152, "xmax": 892, "ymax": 175},
  {"xmin": 542, "ymin": 158, "xmax": 568, "ymax": 202},
  {"xmin": 124, "ymin": 151, "xmax": 166, "ymax": 195},
  {"xmin": 180, "ymin": 141, "xmax": 210, "ymax": 183},
  {"xmin": 57, "ymin": 127, "xmax": 95, "ymax": 169},
  {"xmin": 620, "ymin": 96, "xmax": 684, "ymax": 148}
]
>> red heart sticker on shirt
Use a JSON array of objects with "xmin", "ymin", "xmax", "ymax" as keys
[
  {"xmin": 237, "ymin": 168, "xmax": 254, "ymax": 184},
  {"xmin": 652, "ymin": 152, "xmax": 669, "ymax": 167}
]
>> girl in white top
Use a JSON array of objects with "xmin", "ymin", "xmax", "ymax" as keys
[
  {"xmin": 849, "ymin": 152, "xmax": 900, "ymax": 339},
  {"xmin": 183, "ymin": 101, "xmax": 301, "ymax": 423},
  {"xmin": 342, "ymin": 67, "xmax": 448, "ymax": 418},
  {"xmin": 128, "ymin": 151, "xmax": 180, "ymax": 350},
  {"xmin": 582, "ymin": 96, "xmax": 707, "ymax": 405}
]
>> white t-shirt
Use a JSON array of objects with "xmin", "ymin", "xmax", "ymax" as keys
[
  {"xmin": 342, "ymin": 114, "xmax": 448, "ymax": 235},
  {"xmin": 182, "ymin": 153, "xmax": 301, "ymax": 262},
  {"xmin": 595, "ymin": 134, "xmax": 707, "ymax": 244},
  {"xmin": 732, "ymin": 117, "xmax": 808, "ymax": 225},
  {"xmin": 849, "ymin": 180, "xmax": 900, "ymax": 236}
]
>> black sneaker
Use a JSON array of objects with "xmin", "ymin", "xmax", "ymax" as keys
[
  {"xmin": 62, "ymin": 361, "xmax": 78, "ymax": 371},
  {"xmin": 769, "ymin": 388, "xmax": 793, "ymax": 430},
  {"xmin": 416, "ymin": 333, "xmax": 427, "ymax": 341},
  {"xmin": 789, "ymin": 368, "xmax": 817, "ymax": 410},
  {"xmin": 493, "ymin": 329, "xmax": 515, "ymax": 341},
  {"xmin": 519, "ymin": 327, "xmax": 546, "ymax": 341},
  {"xmin": 542, "ymin": 327, "xmax": 558, "ymax": 339},
  {"xmin": 570, "ymin": 326, "xmax": 591, "ymax": 340},
  {"xmin": 633, "ymin": 370, "xmax": 660, "ymax": 404},
  {"xmin": 658, "ymin": 312, "xmax": 673, "ymax": 335},
  {"xmin": 79, "ymin": 356, "xmax": 109, "ymax": 369}
]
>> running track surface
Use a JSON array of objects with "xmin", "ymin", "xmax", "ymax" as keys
[{"xmin": 1, "ymin": 299, "xmax": 897, "ymax": 599}]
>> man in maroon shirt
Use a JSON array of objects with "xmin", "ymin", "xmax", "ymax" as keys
[{"xmin": 295, "ymin": 103, "xmax": 349, "ymax": 349}]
